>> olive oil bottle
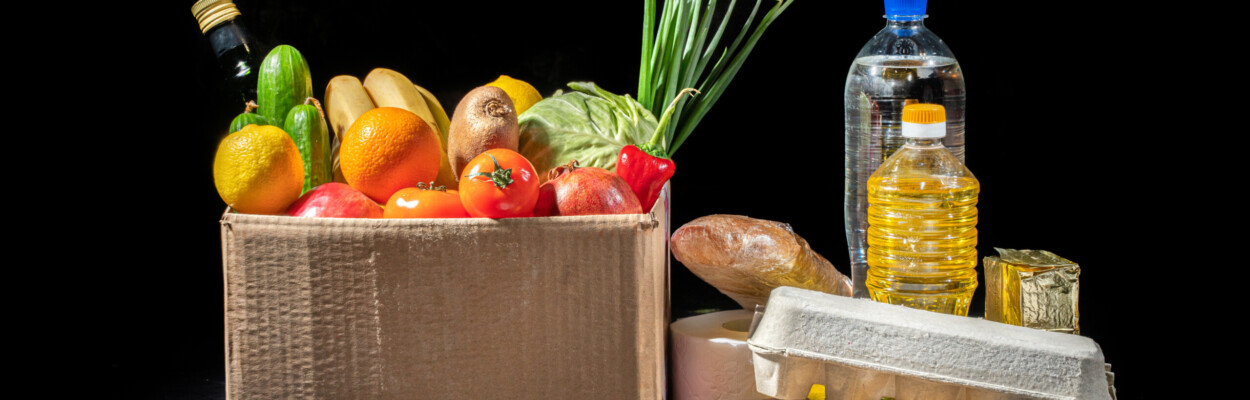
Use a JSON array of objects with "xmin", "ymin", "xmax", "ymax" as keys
[
  {"xmin": 191, "ymin": 0, "xmax": 265, "ymax": 103},
  {"xmin": 865, "ymin": 104, "xmax": 979, "ymax": 316}
]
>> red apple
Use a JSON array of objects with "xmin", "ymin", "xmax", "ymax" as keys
[{"xmin": 285, "ymin": 182, "xmax": 385, "ymax": 218}]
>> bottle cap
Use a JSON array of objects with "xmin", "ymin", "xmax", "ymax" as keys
[
  {"xmin": 192, "ymin": 0, "xmax": 241, "ymax": 34},
  {"xmin": 884, "ymin": 0, "xmax": 927, "ymax": 17},
  {"xmin": 901, "ymin": 103, "xmax": 946, "ymax": 138}
]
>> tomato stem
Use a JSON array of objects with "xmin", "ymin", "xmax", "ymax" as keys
[
  {"xmin": 464, "ymin": 154, "xmax": 514, "ymax": 189},
  {"xmin": 416, "ymin": 181, "xmax": 447, "ymax": 192}
]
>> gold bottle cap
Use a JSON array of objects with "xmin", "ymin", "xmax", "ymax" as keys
[{"xmin": 191, "ymin": 0, "xmax": 242, "ymax": 34}]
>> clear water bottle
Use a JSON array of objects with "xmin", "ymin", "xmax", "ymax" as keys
[
  {"xmin": 866, "ymin": 104, "xmax": 978, "ymax": 315},
  {"xmin": 845, "ymin": 0, "xmax": 965, "ymax": 298}
]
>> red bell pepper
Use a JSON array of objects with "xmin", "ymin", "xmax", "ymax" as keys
[
  {"xmin": 615, "ymin": 89, "xmax": 697, "ymax": 211},
  {"xmin": 617, "ymin": 144, "xmax": 674, "ymax": 212}
]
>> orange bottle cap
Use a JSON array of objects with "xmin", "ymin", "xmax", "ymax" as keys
[{"xmin": 901, "ymin": 104, "xmax": 947, "ymax": 124}]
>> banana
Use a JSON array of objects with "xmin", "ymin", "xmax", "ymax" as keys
[
  {"xmin": 362, "ymin": 68, "xmax": 438, "ymax": 134},
  {"xmin": 413, "ymin": 83, "xmax": 451, "ymax": 138},
  {"xmin": 413, "ymin": 85, "xmax": 454, "ymax": 184},
  {"xmin": 326, "ymin": 75, "xmax": 375, "ymax": 141},
  {"xmin": 363, "ymin": 68, "xmax": 457, "ymax": 186},
  {"xmin": 325, "ymin": 75, "xmax": 376, "ymax": 184}
]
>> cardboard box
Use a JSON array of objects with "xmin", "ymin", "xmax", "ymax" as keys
[{"xmin": 220, "ymin": 190, "xmax": 670, "ymax": 399}]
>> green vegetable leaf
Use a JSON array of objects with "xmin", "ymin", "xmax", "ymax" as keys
[{"xmin": 518, "ymin": 82, "xmax": 659, "ymax": 177}]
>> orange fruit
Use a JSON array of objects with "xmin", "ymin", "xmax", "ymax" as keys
[{"xmin": 340, "ymin": 107, "xmax": 443, "ymax": 202}]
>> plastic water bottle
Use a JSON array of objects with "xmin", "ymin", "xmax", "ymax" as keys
[
  {"xmin": 845, "ymin": 0, "xmax": 965, "ymax": 298},
  {"xmin": 865, "ymin": 104, "xmax": 977, "ymax": 315}
]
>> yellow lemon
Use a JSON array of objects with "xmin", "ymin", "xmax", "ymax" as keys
[
  {"xmin": 213, "ymin": 124, "xmax": 305, "ymax": 214},
  {"xmin": 486, "ymin": 75, "xmax": 542, "ymax": 115}
]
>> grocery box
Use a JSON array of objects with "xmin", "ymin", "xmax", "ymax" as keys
[
  {"xmin": 747, "ymin": 287, "xmax": 1115, "ymax": 400},
  {"xmin": 220, "ymin": 189, "xmax": 670, "ymax": 399}
]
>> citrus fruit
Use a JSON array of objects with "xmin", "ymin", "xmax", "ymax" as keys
[
  {"xmin": 340, "ymin": 107, "xmax": 443, "ymax": 202},
  {"xmin": 486, "ymin": 75, "xmax": 542, "ymax": 115},
  {"xmin": 213, "ymin": 124, "xmax": 305, "ymax": 215}
]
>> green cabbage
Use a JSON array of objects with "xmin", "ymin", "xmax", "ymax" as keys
[{"xmin": 517, "ymin": 82, "xmax": 659, "ymax": 178}]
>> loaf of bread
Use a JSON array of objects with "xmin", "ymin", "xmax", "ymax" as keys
[{"xmin": 671, "ymin": 214, "xmax": 852, "ymax": 309}]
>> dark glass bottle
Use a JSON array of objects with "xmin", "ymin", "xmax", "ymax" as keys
[{"xmin": 192, "ymin": 0, "xmax": 264, "ymax": 103}]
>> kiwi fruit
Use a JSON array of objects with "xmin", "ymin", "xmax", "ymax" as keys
[{"xmin": 448, "ymin": 86, "xmax": 519, "ymax": 177}]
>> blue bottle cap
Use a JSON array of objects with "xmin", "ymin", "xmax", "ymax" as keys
[{"xmin": 884, "ymin": 0, "xmax": 927, "ymax": 17}]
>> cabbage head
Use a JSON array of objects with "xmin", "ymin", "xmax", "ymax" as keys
[{"xmin": 518, "ymin": 82, "xmax": 659, "ymax": 180}]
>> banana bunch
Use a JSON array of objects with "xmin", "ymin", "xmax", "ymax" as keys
[{"xmin": 325, "ymin": 68, "xmax": 455, "ymax": 187}]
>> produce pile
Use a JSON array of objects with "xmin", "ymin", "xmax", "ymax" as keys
[
  {"xmin": 214, "ymin": 60, "xmax": 678, "ymax": 219},
  {"xmin": 212, "ymin": 0, "xmax": 793, "ymax": 219}
]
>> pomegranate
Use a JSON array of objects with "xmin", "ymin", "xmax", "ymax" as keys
[{"xmin": 534, "ymin": 161, "xmax": 643, "ymax": 216}]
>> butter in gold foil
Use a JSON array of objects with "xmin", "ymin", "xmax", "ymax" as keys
[{"xmin": 985, "ymin": 248, "xmax": 1079, "ymax": 334}]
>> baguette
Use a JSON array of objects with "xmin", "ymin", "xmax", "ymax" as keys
[{"xmin": 671, "ymin": 214, "xmax": 852, "ymax": 309}]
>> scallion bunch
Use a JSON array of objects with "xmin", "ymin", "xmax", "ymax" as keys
[{"xmin": 637, "ymin": 0, "xmax": 794, "ymax": 156}]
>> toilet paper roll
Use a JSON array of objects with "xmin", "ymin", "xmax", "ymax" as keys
[{"xmin": 671, "ymin": 309, "xmax": 767, "ymax": 400}]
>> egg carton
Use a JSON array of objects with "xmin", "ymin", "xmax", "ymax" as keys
[{"xmin": 746, "ymin": 287, "xmax": 1115, "ymax": 400}]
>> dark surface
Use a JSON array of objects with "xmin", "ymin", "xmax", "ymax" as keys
[{"xmin": 98, "ymin": 1, "xmax": 1169, "ymax": 398}]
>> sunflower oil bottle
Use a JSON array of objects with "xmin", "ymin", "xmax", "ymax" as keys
[{"xmin": 865, "ymin": 104, "xmax": 978, "ymax": 315}]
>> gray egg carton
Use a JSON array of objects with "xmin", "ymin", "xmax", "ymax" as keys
[{"xmin": 746, "ymin": 287, "xmax": 1115, "ymax": 400}]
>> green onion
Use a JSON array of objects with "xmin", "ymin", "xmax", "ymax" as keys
[{"xmin": 637, "ymin": 0, "xmax": 794, "ymax": 157}]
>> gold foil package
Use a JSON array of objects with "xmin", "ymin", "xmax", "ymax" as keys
[{"xmin": 985, "ymin": 248, "xmax": 1080, "ymax": 334}]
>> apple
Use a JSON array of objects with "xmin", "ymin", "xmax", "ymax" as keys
[{"xmin": 285, "ymin": 182, "xmax": 385, "ymax": 218}]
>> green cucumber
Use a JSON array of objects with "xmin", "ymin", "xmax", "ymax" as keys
[
  {"xmin": 257, "ymin": 45, "xmax": 313, "ymax": 128},
  {"xmin": 284, "ymin": 98, "xmax": 332, "ymax": 193},
  {"xmin": 229, "ymin": 101, "xmax": 270, "ymax": 133}
]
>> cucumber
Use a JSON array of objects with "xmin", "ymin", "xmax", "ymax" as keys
[
  {"xmin": 229, "ymin": 101, "xmax": 270, "ymax": 133},
  {"xmin": 284, "ymin": 98, "xmax": 332, "ymax": 193},
  {"xmin": 257, "ymin": 45, "xmax": 313, "ymax": 128}
]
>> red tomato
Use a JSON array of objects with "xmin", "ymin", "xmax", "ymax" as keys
[
  {"xmin": 458, "ymin": 149, "xmax": 539, "ymax": 218},
  {"xmin": 384, "ymin": 183, "xmax": 470, "ymax": 218}
]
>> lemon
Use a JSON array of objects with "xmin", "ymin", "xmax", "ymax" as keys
[
  {"xmin": 213, "ymin": 124, "xmax": 305, "ymax": 215},
  {"xmin": 486, "ymin": 75, "xmax": 543, "ymax": 115}
]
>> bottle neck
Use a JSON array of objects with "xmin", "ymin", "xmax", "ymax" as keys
[
  {"xmin": 885, "ymin": 16, "xmax": 927, "ymax": 36},
  {"xmin": 885, "ymin": 14, "xmax": 927, "ymax": 24},
  {"xmin": 883, "ymin": 16, "xmax": 928, "ymax": 39},
  {"xmin": 206, "ymin": 21, "xmax": 257, "ymax": 57},
  {"xmin": 904, "ymin": 137, "xmax": 943, "ymax": 147}
]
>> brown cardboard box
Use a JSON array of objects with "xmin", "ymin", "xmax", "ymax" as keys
[{"xmin": 220, "ymin": 190, "xmax": 670, "ymax": 399}]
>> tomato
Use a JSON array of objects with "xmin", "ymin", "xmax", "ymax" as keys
[
  {"xmin": 384, "ymin": 183, "xmax": 470, "ymax": 218},
  {"xmin": 458, "ymin": 149, "xmax": 540, "ymax": 218}
]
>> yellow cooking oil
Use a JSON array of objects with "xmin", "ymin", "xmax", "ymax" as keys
[{"xmin": 865, "ymin": 104, "xmax": 979, "ymax": 316}]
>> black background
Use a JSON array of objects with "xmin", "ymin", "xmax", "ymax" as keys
[{"xmin": 97, "ymin": 0, "xmax": 1175, "ymax": 397}]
